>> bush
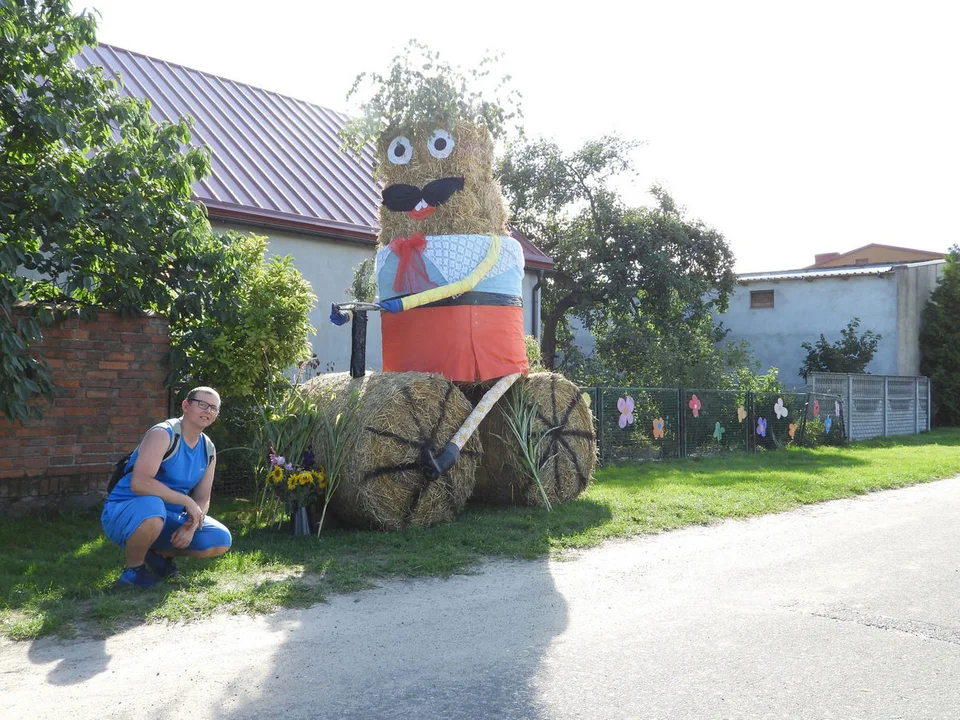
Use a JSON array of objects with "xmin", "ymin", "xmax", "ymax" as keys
[{"xmin": 920, "ymin": 246, "xmax": 960, "ymax": 426}]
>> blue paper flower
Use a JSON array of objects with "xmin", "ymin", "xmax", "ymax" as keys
[
  {"xmin": 757, "ymin": 417, "xmax": 767, "ymax": 437},
  {"xmin": 825, "ymin": 416, "xmax": 833, "ymax": 433}
]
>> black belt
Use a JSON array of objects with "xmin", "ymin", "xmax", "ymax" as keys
[{"xmin": 383, "ymin": 291, "xmax": 522, "ymax": 308}]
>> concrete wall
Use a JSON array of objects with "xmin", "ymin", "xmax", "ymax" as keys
[
  {"xmin": 895, "ymin": 262, "xmax": 944, "ymax": 375},
  {"xmin": 716, "ymin": 274, "xmax": 900, "ymax": 388}
]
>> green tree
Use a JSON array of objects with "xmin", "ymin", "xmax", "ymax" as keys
[
  {"xmin": 920, "ymin": 246, "xmax": 960, "ymax": 425},
  {"xmin": 498, "ymin": 136, "xmax": 737, "ymax": 385},
  {"xmin": 1, "ymin": 2, "xmax": 315, "ymax": 420},
  {"xmin": 798, "ymin": 317, "xmax": 882, "ymax": 380},
  {"xmin": 171, "ymin": 232, "xmax": 316, "ymax": 399}
]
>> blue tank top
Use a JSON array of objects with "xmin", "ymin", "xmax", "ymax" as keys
[{"xmin": 106, "ymin": 422, "xmax": 211, "ymax": 511}]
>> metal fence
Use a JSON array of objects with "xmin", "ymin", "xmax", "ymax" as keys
[
  {"xmin": 805, "ymin": 373, "xmax": 931, "ymax": 441},
  {"xmin": 581, "ymin": 388, "xmax": 847, "ymax": 464}
]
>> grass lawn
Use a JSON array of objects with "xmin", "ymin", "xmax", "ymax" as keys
[{"xmin": 3, "ymin": 428, "xmax": 959, "ymax": 641}]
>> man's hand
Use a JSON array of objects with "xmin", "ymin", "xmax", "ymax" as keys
[
  {"xmin": 182, "ymin": 496, "xmax": 204, "ymax": 529},
  {"xmin": 171, "ymin": 522, "xmax": 197, "ymax": 550}
]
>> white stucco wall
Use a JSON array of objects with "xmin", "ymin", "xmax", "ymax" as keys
[{"xmin": 716, "ymin": 274, "xmax": 900, "ymax": 389}]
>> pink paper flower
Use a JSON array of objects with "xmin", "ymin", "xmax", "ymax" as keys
[
  {"xmin": 688, "ymin": 394, "xmax": 702, "ymax": 418},
  {"xmin": 617, "ymin": 395, "xmax": 635, "ymax": 429},
  {"xmin": 812, "ymin": 399, "xmax": 820, "ymax": 417}
]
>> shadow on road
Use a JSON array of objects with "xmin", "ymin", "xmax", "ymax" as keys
[{"xmin": 216, "ymin": 557, "xmax": 569, "ymax": 720}]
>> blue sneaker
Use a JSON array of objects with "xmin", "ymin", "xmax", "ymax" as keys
[
  {"xmin": 144, "ymin": 550, "xmax": 183, "ymax": 581},
  {"xmin": 116, "ymin": 565, "xmax": 161, "ymax": 588}
]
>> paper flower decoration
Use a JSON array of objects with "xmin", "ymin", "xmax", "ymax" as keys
[
  {"xmin": 652, "ymin": 417, "xmax": 665, "ymax": 439},
  {"xmin": 834, "ymin": 400, "xmax": 841, "ymax": 417},
  {"xmin": 713, "ymin": 421, "xmax": 725, "ymax": 441},
  {"xmin": 617, "ymin": 395, "xmax": 635, "ymax": 429},
  {"xmin": 737, "ymin": 406, "xmax": 747, "ymax": 423},
  {"xmin": 688, "ymin": 394, "xmax": 701, "ymax": 418},
  {"xmin": 825, "ymin": 416, "xmax": 833, "ymax": 433},
  {"xmin": 774, "ymin": 398, "xmax": 788, "ymax": 419},
  {"xmin": 788, "ymin": 423, "xmax": 797, "ymax": 439},
  {"xmin": 756, "ymin": 417, "xmax": 767, "ymax": 437},
  {"xmin": 581, "ymin": 392, "xmax": 592, "ymax": 407},
  {"xmin": 812, "ymin": 399, "xmax": 820, "ymax": 417}
]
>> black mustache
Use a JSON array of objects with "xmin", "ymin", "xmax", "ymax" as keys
[{"xmin": 381, "ymin": 177, "xmax": 465, "ymax": 212}]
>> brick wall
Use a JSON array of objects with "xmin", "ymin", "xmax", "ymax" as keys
[{"xmin": 0, "ymin": 308, "xmax": 170, "ymax": 517}]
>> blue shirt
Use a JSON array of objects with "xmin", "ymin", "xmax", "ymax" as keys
[{"xmin": 106, "ymin": 422, "xmax": 212, "ymax": 511}]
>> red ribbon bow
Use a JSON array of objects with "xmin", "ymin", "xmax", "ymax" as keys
[{"xmin": 389, "ymin": 232, "xmax": 436, "ymax": 294}]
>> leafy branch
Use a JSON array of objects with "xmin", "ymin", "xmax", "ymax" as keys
[{"xmin": 496, "ymin": 385, "xmax": 557, "ymax": 510}]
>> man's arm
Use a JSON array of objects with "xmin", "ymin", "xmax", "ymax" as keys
[{"xmin": 189, "ymin": 456, "xmax": 216, "ymax": 516}]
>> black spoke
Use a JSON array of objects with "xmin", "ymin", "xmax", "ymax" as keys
[{"xmin": 365, "ymin": 427, "xmax": 422, "ymax": 448}]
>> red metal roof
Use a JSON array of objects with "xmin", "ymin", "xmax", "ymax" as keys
[{"xmin": 76, "ymin": 44, "xmax": 553, "ymax": 269}]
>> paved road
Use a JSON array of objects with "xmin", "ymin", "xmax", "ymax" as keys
[{"xmin": 4, "ymin": 477, "xmax": 960, "ymax": 719}]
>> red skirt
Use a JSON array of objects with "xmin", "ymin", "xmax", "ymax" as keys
[{"xmin": 382, "ymin": 305, "xmax": 529, "ymax": 382}]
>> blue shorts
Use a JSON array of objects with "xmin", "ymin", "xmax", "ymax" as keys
[{"xmin": 101, "ymin": 495, "xmax": 232, "ymax": 553}]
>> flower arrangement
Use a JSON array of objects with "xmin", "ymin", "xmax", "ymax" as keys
[{"xmin": 265, "ymin": 448, "xmax": 327, "ymax": 510}]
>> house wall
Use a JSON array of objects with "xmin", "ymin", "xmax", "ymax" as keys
[
  {"xmin": 814, "ymin": 247, "xmax": 943, "ymax": 268},
  {"xmin": 0, "ymin": 309, "xmax": 170, "ymax": 517},
  {"xmin": 895, "ymin": 262, "xmax": 944, "ymax": 375},
  {"xmin": 215, "ymin": 222, "xmax": 543, "ymax": 371},
  {"xmin": 716, "ymin": 274, "xmax": 900, "ymax": 388}
]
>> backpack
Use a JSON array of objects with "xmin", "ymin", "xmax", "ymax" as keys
[{"xmin": 106, "ymin": 418, "xmax": 215, "ymax": 494}]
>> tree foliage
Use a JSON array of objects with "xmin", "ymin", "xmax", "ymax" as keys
[
  {"xmin": 798, "ymin": 317, "xmax": 881, "ymax": 380},
  {"xmin": 498, "ymin": 135, "xmax": 737, "ymax": 386},
  {"xmin": 171, "ymin": 232, "xmax": 316, "ymax": 400},
  {"xmin": 340, "ymin": 41, "xmax": 522, "ymax": 160},
  {"xmin": 1, "ymin": 1, "xmax": 314, "ymax": 421},
  {"xmin": 920, "ymin": 246, "xmax": 960, "ymax": 425}
]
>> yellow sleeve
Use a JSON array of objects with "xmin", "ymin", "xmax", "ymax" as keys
[{"xmin": 399, "ymin": 235, "xmax": 502, "ymax": 311}]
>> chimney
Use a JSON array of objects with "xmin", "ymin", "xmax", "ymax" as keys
[{"xmin": 814, "ymin": 252, "xmax": 840, "ymax": 266}]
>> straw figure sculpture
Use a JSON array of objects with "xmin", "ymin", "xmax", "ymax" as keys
[
  {"xmin": 472, "ymin": 373, "xmax": 597, "ymax": 506},
  {"xmin": 330, "ymin": 46, "xmax": 596, "ymax": 514},
  {"xmin": 303, "ymin": 372, "xmax": 480, "ymax": 530}
]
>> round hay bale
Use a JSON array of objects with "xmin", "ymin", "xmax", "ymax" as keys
[
  {"xmin": 303, "ymin": 371, "xmax": 480, "ymax": 530},
  {"xmin": 472, "ymin": 372, "xmax": 597, "ymax": 507}
]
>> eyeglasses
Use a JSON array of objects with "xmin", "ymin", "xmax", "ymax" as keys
[{"xmin": 188, "ymin": 398, "xmax": 220, "ymax": 414}]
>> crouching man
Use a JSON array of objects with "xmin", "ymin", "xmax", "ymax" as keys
[{"xmin": 101, "ymin": 386, "xmax": 232, "ymax": 588}]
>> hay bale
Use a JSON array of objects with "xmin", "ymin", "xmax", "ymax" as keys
[
  {"xmin": 473, "ymin": 372, "xmax": 597, "ymax": 507},
  {"xmin": 303, "ymin": 371, "xmax": 480, "ymax": 530}
]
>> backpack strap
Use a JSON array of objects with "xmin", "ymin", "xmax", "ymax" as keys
[
  {"xmin": 161, "ymin": 418, "xmax": 182, "ymax": 462},
  {"xmin": 200, "ymin": 433, "xmax": 216, "ymax": 465}
]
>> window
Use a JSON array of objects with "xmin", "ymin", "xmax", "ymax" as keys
[
  {"xmin": 854, "ymin": 258, "xmax": 869, "ymax": 266},
  {"xmin": 750, "ymin": 290, "xmax": 775, "ymax": 308}
]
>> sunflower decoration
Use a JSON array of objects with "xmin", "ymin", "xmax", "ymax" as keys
[{"xmin": 266, "ymin": 447, "xmax": 326, "ymax": 509}]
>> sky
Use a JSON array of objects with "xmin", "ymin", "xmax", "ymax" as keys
[{"xmin": 79, "ymin": 0, "xmax": 960, "ymax": 273}]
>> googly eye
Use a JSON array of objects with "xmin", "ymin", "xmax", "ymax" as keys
[
  {"xmin": 387, "ymin": 136, "xmax": 413, "ymax": 165},
  {"xmin": 427, "ymin": 129, "xmax": 455, "ymax": 159}
]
